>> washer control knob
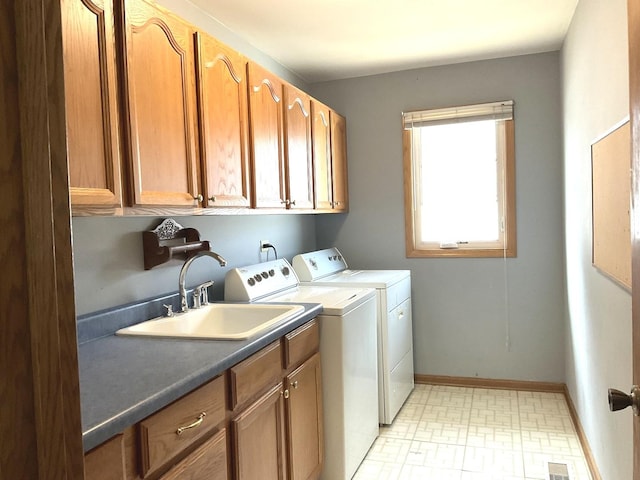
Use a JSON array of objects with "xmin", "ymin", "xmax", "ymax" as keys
[
  {"xmin": 248, "ymin": 278, "xmax": 255, "ymax": 287},
  {"xmin": 281, "ymin": 266, "xmax": 290, "ymax": 276},
  {"xmin": 269, "ymin": 269, "xmax": 275, "ymax": 277},
  {"xmin": 254, "ymin": 274, "xmax": 262, "ymax": 282},
  {"xmin": 261, "ymin": 271, "xmax": 269, "ymax": 279}
]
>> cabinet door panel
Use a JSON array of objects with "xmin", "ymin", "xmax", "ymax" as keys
[
  {"xmin": 311, "ymin": 101, "xmax": 332, "ymax": 210},
  {"xmin": 232, "ymin": 384, "xmax": 287, "ymax": 480},
  {"xmin": 160, "ymin": 428, "xmax": 228, "ymax": 480},
  {"xmin": 63, "ymin": 0, "xmax": 122, "ymax": 209},
  {"xmin": 122, "ymin": 0, "xmax": 199, "ymax": 207},
  {"xmin": 195, "ymin": 33, "xmax": 250, "ymax": 208},
  {"xmin": 247, "ymin": 63, "xmax": 286, "ymax": 208},
  {"xmin": 286, "ymin": 353, "xmax": 323, "ymax": 480},
  {"xmin": 330, "ymin": 111, "xmax": 349, "ymax": 211},
  {"xmin": 84, "ymin": 434, "xmax": 126, "ymax": 480},
  {"xmin": 283, "ymin": 85, "xmax": 313, "ymax": 209}
]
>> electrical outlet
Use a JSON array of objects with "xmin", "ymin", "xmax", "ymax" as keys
[{"xmin": 260, "ymin": 240, "xmax": 269, "ymax": 252}]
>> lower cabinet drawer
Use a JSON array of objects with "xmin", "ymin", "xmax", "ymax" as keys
[
  {"xmin": 139, "ymin": 375, "xmax": 226, "ymax": 477},
  {"xmin": 229, "ymin": 340, "xmax": 282, "ymax": 410},
  {"xmin": 283, "ymin": 319, "xmax": 319, "ymax": 369},
  {"xmin": 160, "ymin": 428, "xmax": 228, "ymax": 480}
]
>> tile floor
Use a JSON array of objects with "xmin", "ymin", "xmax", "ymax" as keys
[{"xmin": 354, "ymin": 384, "xmax": 592, "ymax": 480}]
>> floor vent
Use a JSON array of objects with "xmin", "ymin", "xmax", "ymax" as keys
[{"xmin": 548, "ymin": 462, "xmax": 570, "ymax": 480}]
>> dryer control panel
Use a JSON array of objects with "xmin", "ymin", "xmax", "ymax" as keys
[{"xmin": 292, "ymin": 247, "xmax": 348, "ymax": 281}]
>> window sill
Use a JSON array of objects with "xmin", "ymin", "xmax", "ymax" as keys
[{"xmin": 406, "ymin": 247, "xmax": 517, "ymax": 258}]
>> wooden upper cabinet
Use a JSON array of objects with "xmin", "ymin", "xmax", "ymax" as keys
[
  {"xmin": 311, "ymin": 100, "xmax": 332, "ymax": 210},
  {"xmin": 283, "ymin": 84, "xmax": 314, "ymax": 210},
  {"xmin": 247, "ymin": 62, "xmax": 286, "ymax": 209},
  {"xmin": 121, "ymin": 0, "xmax": 199, "ymax": 207},
  {"xmin": 330, "ymin": 111, "xmax": 349, "ymax": 211},
  {"xmin": 195, "ymin": 32, "xmax": 251, "ymax": 208},
  {"xmin": 62, "ymin": 0, "xmax": 123, "ymax": 210}
]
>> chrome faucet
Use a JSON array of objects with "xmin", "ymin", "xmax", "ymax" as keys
[{"xmin": 178, "ymin": 250, "xmax": 228, "ymax": 312}]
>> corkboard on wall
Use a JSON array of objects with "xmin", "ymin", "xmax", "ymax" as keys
[{"xmin": 591, "ymin": 120, "xmax": 631, "ymax": 290}]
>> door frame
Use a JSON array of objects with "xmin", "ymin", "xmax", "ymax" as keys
[
  {"xmin": 1, "ymin": 0, "xmax": 84, "ymax": 478},
  {"xmin": 629, "ymin": 0, "xmax": 640, "ymax": 477}
]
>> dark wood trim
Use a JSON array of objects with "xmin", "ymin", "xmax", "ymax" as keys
[
  {"xmin": 414, "ymin": 374, "xmax": 564, "ymax": 392},
  {"xmin": 0, "ymin": 1, "xmax": 39, "ymax": 477},
  {"xmin": 6, "ymin": 0, "xmax": 84, "ymax": 478},
  {"xmin": 629, "ymin": 1, "xmax": 640, "ymax": 479}
]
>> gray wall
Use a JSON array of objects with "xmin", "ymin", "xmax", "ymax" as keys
[
  {"xmin": 310, "ymin": 52, "xmax": 566, "ymax": 382},
  {"xmin": 561, "ymin": 0, "xmax": 632, "ymax": 478},
  {"xmin": 72, "ymin": 215, "xmax": 316, "ymax": 315}
]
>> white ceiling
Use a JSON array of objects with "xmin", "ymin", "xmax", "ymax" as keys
[{"xmin": 190, "ymin": 0, "xmax": 579, "ymax": 83}]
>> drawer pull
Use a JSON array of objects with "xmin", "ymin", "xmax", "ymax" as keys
[
  {"xmin": 176, "ymin": 412, "xmax": 206, "ymax": 436},
  {"xmin": 292, "ymin": 381, "xmax": 299, "ymax": 389}
]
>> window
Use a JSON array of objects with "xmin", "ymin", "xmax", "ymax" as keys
[{"xmin": 402, "ymin": 100, "xmax": 516, "ymax": 258}]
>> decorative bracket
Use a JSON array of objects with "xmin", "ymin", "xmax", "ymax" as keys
[{"xmin": 142, "ymin": 219, "xmax": 210, "ymax": 270}]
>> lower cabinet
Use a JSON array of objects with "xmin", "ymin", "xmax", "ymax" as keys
[
  {"xmin": 286, "ymin": 352, "xmax": 323, "ymax": 480},
  {"xmin": 232, "ymin": 384, "xmax": 287, "ymax": 480},
  {"xmin": 160, "ymin": 428, "xmax": 228, "ymax": 480},
  {"xmin": 84, "ymin": 319, "xmax": 322, "ymax": 480},
  {"xmin": 230, "ymin": 320, "xmax": 322, "ymax": 480},
  {"xmin": 84, "ymin": 434, "xmax": 126, "ymax": 480}
]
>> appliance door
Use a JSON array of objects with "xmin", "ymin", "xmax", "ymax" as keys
[{"xmin": 319, "ymin": 295, "xmax": 378, "ymax": 480}]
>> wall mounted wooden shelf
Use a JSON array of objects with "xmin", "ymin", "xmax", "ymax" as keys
[{"xmin": 142, "ymin": 218, "xmax": 210, "ymax": 270}]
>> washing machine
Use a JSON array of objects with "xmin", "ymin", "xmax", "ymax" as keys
[
  {"xmin": 225, "ymin": 258, "xmax": 378, "ymax": 480},
  {"xmin": 292, "ymin": 247, "xmax": 414, "ymax": 425}
]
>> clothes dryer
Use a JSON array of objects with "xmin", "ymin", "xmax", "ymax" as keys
[{"xmin": 292, "ymin": 247, "xmax": 414, "ymax": 424}]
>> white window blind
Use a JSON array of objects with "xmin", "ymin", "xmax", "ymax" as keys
[{"xmin": 403, "ymin": 100, "xmax": 514, "ymax": 128}]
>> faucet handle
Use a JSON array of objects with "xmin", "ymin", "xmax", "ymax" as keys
[
  {"xmin": 163, "ymin": 304, "xmax": 174, "ymax": 317},
  {"xmin": 193, "ymin": 280, "xmax": 214, "ymax": 309}
]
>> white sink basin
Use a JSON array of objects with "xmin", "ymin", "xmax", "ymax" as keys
[{"xmin": 115, "ymin": 303, "xmax": 305, "ymax": 340}]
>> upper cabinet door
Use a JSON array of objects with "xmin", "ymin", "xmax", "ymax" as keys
[
  {"xmin": 63, "ymin": 0, "xmax": 122, "ymax": 210},
  {"xmin": 330, "ymin": 111, "xmax": 349, "ymax": 212},
  {"xmin": 310, "ymin": 101, "xmax": 332, "ymax": 210},
  {"xmin": 121, "ymin": 0, "xmax": 199, "ymax": 207},
  {"xmin": 247, "ymin": 62, "xmax": 286, "ymax": 209},
  {"xmin": 283, "ymin": 85, "xmax": 313, "ymax": 210},
  {"xmin": 195, "ymin": 32, "xmax": 251, "ymax": 208}
]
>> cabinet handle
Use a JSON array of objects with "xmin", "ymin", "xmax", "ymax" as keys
[
  {"xmin": 208, "ymin": 196, "xmax": 216, "ymax": 203},
  {"xmin": 283, "ymin": 389, "xmax": 290, "ymax": 399},
  {"xmin": 194, "ymin": 194, "xmax": 203, "ymax": 202},
  {"xmin": 290, "ymin": 200, "xmax": 296, "ymax": 206},
  {"xmin": 292, "ymin": 381, "xmax": 299, "ymax": 389},
  {"xmin": 176, "ymin": 412, "xmax": 206, "ymax": 435}
]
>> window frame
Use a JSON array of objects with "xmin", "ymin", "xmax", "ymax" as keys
[{"xmin": 402, "ymin": 105, "xmax": 517, "ymax": 258}]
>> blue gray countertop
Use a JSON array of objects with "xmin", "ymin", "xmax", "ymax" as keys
[{"xmin": 78, "ymin": 293, "xmax": 322, "ymax": 452}]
